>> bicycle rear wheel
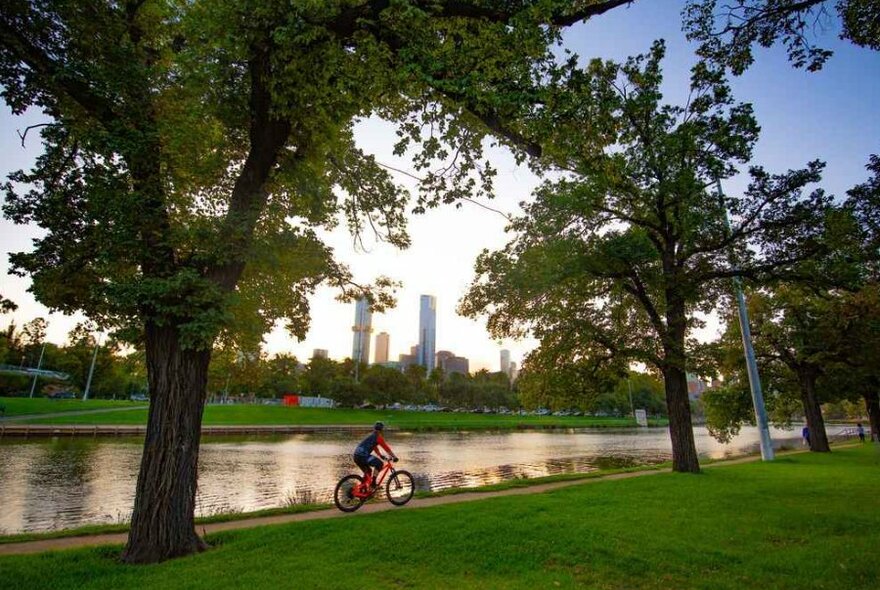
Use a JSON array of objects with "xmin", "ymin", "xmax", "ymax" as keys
[
  {"xmin": 386, "ymin": 470, "xmax": 415, "ymax": 506},
  {"xmin": 334, "ymin": 474, "xmax": 365, "ymax": 512}
]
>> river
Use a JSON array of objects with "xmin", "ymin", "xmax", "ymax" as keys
[{"xmin": 0, "ymin": 425, "xmax": 819, "ymax": 534}]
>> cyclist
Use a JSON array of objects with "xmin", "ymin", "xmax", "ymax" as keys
[{"xmin": 353, "ymin": 421, "xmax": 397, "ymax": 489}]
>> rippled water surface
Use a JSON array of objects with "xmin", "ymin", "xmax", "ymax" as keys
[{"xmin": 0, "ymin": 425, "xmax": 813, "ymax": 534}]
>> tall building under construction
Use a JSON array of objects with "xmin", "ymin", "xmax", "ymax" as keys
[{"xmin": 352, "ymin": 297, "xmax": 373, "ymax": 365}]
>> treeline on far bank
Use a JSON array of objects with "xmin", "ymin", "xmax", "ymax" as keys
[
  {"xmin": 0, "ymin": 317, "xmax": 670, "ymax": 416},
  {"xmin": 0, "ymin": 319, "xmax": 146, "ymax": 399}
]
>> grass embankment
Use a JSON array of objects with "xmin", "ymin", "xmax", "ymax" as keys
[
  {"xmin": 17, "ymin": 404, "xmax": 665, "ymax": 430},
  {"xmin": 1, "ymin": 446, "xmax": 877, "ymax": 590},
  {"xmin": 0, "ymin": 503, "xmax": 331, "ymax": 545},
  {"xmin": 0, "ymin": 397, "xmax": 142, "ymax": 417},
  {"xmin": 0, "ymin": 460, "xmax": 674, "ymax": 545}
]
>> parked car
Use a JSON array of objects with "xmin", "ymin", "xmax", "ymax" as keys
[
  {"xmin": 47, "ymin": 391, "xmax": 77, "ymax": 400},
  {"xmin": 129, "ymin": 393, "xmax": 149, "ymax": 402}
]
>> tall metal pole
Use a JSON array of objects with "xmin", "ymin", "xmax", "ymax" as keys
[
  {"xmin": 28, "ymin": 343, "xmax": 46, "ymax": 398},
  {"xmin": 83, "ymin": 338, "xmax": 100, "ymax": 401},
  {"xmin": 716, "ymin": 179, "xmax": 774, "ymax": 461},
  {"xmin": 627, "ymin": 377, "xmax": 635, "ymax": 418}
]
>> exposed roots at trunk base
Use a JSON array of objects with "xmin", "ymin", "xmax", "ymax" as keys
[
  {"xmin": 672, "ymin": 457, "xmax": 701, "ymax": 474},
  {"xmin": 121, "ymin": 532, "xmax": 207, "ymax": 564}
]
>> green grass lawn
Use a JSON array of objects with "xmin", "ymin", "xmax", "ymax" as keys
[
  {"xmin": 1, "ymin": 446, "xmax": 877, "ymax": 590},
  {"xmin": 19, "ymin": 404, "xmax": 663, "ymax": 430},
  {"xmin": 0, "ymin": 397, "xmax": 144, "ymax": 417}
]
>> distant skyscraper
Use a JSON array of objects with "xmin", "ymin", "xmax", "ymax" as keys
[
  {"xmin": 312, "ymin": 349, "xmax": 328, "ymax": 359},
  {"xmin": 374, "ymin": 332, "xmax": 390, "ymax": 364},
  {"xmin": 418, "ymin": 295, "xmax": 436, "ymax": 372},
  {"xmin": 434, "ymin": 351, "xmax": 469, "ymax": 376},
  {"xmin": 436, "ymin": 350, "xmax": 455, "ymax": 369},
  {"xmin": 399, "ymin": 345, "xmax": 420, "ymax": 370},
  {"xmin": 500, "ymin": 349, "xmax": 511, "ymax": 375},
  {"xmin": 447, "ymin": 356, "xmax": 470, "ymax": 376},
  {"xmin": 352, "ymin": 297, "xmax": 373, "ymax": 365},
  {"xmin": 509, "ymin": 362, "xmax": 518, "ymax": 382}
]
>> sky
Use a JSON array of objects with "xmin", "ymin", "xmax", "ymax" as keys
[{"xmin": 1, "ymin": 1, "xmax": 879, "ymax": 372}]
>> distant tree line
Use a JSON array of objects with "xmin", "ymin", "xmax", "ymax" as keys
[
  {"xmin": 209, "ymin": 349, "xmax": 519, "ymax": 409},
  {"xmin": 0, "ymin": 318, "xmax": 146, "ymax": 398}
]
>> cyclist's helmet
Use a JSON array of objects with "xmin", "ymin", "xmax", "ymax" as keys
[{"xmin": 374, "ymin": 421, "xmax": 385, "ymax": 431}]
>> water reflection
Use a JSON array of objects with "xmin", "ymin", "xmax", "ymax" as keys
[{"xmin": 0, "ymin": 425, "xmax": 813, "ymax": 534}]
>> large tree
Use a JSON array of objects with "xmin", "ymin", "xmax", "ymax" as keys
[
  {"xmin": 0, "ymin": 0, "xmax": 634, "ymax": 562},
  {"xmin": 460, "ymin": 42, "xmax": 834, "ymax": 472},
  {"xmin": 705, "ymin": 281, "xmax": 880, "ymax": 447},
  {"xmin": 832, "ymin": 285, "xmax": 880, "ymax": 440},
  {"xmin": 728, "ymin": 287, "xmax": 842, "ymax": 451}
]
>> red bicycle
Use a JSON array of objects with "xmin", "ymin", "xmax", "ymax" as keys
[{"xmin": 333, "ymin": 455, "xmax": 415, "ymax": 512}]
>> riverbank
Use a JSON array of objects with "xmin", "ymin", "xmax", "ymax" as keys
[
  {"xmin": 0, "ymin": 397, "xmax": 141, "ymax": 418},
  {"xmin": 2, "ymin": 400, "xmax": 666, "ymax": 431},
  {"xmin": 1, "ymin": 445, "xmax": 876, "ymax": 589},
  {"xmin": 0, "ymin": 461, "xmax": 674, "ymax": 546},
  {"xmin": 0, "ymin": 465, "xmax": 667, "ymax": 548}
]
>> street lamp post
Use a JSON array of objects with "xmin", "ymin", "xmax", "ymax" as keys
[
  {"xmin": 28, "ymin": 343, "xmax": 46, "ymax": 398},
  {"xmin": 83, "ymin": 338, "xmax": 100, "ymax": 401},
  {"xmin": 627, "ymin": 377, "xmax": 635, "ymax": 419},
  {"xmin": 716, "ymin": 179, "xmax": 774, "ymax": 461}
]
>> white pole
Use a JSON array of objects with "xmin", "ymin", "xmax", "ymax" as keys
[
  {"xmin": 28, "ymin": 343, "xmax": 46, "ymax": 398},
  {"xmin": 627, "ymin": 378, "xmax": 635, "ymax": 419},
  {"xmin": 83, "ymin": 337, "xmax": 100, "ymax": 401},
  {"xmin": 716, "ymin": 179, "xmax": 774, "ymax": 461}
]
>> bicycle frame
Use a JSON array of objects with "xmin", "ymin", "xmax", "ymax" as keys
[{"xmin": 353, "ymin": 455, "xmax": 396, "ymax": 498}]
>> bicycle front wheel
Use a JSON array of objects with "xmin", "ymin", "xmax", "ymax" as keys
[
  {"xmin": 386, "ymin": 470, "xmax": 415, "ymax": 506},
  {"xmin": 334, "ymin": 474, "xmax": 365, "ymax": 512}
]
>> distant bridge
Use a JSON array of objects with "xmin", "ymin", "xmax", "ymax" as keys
[{"xmin": 0, "ymin": 364, "xmax": 70, "ymax": 381}]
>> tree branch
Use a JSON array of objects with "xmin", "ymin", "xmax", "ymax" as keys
[
  {"xmin": 0, "ymin": 19, "xmax": 117, "ymax": 123},
  {"xmin": 205, "ymin": 41, "xmax": 292, "ymax": 291},
  {"xmin": 16, "ymin": 123, "xmax": 52, "ymax": 147}
]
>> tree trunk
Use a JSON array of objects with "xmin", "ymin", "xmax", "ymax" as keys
[
  {"xmin": 663, "ymin": 363, "xmax": 701, "ymax": 472},
  {"xmin": 863, "ymin": 390, "xmax": 880, "ymax": 442},
  {"xmin": 797, "ymin": 368, "xmax": 830, "ymax": 452},
  {"xmin": 663, "ymin": 298, "xmax": 701, "ymax": 473},
  {"xmin": 122, "ymin": 322, "xmax": 211, "ymax": 563}
]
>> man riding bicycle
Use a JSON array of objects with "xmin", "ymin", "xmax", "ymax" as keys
[{"xmin": 353, "ymin": 421, "xmax": 397, "ymax": 489}]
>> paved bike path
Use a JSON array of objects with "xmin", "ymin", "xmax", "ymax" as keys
[{"xmin": 0, "ymin": 453, "xmax": 773, "ymax": 557}]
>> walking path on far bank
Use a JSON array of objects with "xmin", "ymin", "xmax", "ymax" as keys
[
  {"xmin": 0, "ymin": 451, "xmax": 780, "ymax": 557},
  {"xmin": 0, "ymin": 406, "xmax": 149, "ymax": 423}
]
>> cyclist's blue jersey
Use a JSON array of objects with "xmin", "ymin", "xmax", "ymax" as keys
[{"xmin": 355, "ymin": 431, "xmax": 391, "ymax": 457}]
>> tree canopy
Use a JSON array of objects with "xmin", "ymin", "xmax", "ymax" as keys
[
  {"xmin": 1, "ymin": 0, "xmax": 639, "ymax": 562},
  {"xmin": 685, "ymin": 0, "xmax": 880, "ymax": 74},
  {"xmin": 460, "ymin": 41, "xmax": 837, "ymax": 472}
]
